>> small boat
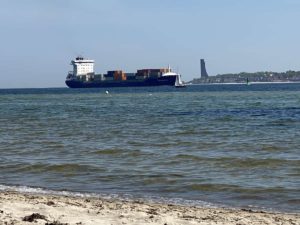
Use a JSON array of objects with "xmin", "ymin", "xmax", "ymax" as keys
[
  {"xmin": 246, "ymin": 77, "xmax": 251, "ymax": 86},
  {"xmin": 175, "ymin": 74, "xmax": 186, "ymax": 88}
]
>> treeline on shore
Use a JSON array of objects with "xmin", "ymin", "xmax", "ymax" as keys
[{"xmin": 189, "ymin": 70, "xmax": 300, "ymax": 84}]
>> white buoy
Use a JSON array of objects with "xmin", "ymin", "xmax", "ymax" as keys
[{"xmin": 105, "ymin": 90, "xmax": 109, "ymax": 94}]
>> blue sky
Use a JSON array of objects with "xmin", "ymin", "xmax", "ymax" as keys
[{"xmin": 1, "ymin": 0, "xmax": 300, "ymax": 88}]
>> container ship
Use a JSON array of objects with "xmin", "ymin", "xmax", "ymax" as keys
[{"xmin": 65, "ymin": 57, "xmax": 184, "ymax": 88}]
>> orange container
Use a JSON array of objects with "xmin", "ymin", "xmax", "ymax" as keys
[
  {"xmin": 122, "ymin": 73, "xmax": 127, "ymax": 80},
  {"xmin": 113, "ymin": 71, "xmax": 127, "ymax": 80}
]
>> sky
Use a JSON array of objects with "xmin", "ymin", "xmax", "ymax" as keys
[{"xmin": 1, "ymin": 0, "xmax": 300, "ymax": 88}]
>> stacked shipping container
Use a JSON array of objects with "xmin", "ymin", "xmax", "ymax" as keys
[
  {"xmin": 136, "ymin": 68, "xmax": 169, "ymax": 78},
  {"xmin": 102, "ymin": 68, "xmax": 169, "ymax": 81}
]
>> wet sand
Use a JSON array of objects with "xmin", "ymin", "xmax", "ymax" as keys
[{"xmin": 0, "ymin": 191, "xmax": 299, "ymax": 225}]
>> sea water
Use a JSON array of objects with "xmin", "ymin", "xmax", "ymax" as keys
[{"xmin": 0, "ymin": 83, "xmax": 299, "ymax": 212}]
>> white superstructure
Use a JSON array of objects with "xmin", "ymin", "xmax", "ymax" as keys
[
  {"xmin": 71, "ymin": 57, "xmax": 94, "ymax": 76},
  {"xmin": 162, "ymin": 65, "xmax": 178, "ymax": 77}
]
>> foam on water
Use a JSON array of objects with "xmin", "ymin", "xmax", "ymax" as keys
[{"xmin": 0, "ymin": 184, "xmax": 217, "ymax": 209}]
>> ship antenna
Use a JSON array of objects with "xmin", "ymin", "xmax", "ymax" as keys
[{"xmin": 168, "ymin": 64, "xmax": 171, "ymax": 72}]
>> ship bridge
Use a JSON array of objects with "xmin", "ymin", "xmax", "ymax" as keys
[{"xmin": 71, "ymin": 57, "xmax": 95, "ymax": 76}]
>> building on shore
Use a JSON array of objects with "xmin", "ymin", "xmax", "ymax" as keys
[{"xmin": 201, "ymin": 59, "xmax": 208, "ymax": 78}]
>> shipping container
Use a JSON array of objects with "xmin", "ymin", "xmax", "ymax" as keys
[
  {"xmin": 137, "ymin": 68, "xmax": 166, "ymax": 76},
  {"xmin": 136, "ymin": 71, "xmax": 146, "ymax": 76},
  {"xmin": 136, "ymin": 76, "xmax": 146, "ymax": 80},
  {"xmin": 94, "ymin": 74, "xmax": 102, "ymax": 81},
  {"xmin": 125, "ymin": 73, "xmax": 135, "ymax": 77},
  {"xmin": 113, "ymin": 71, "xmax": 126, "ymax": 81},
  {"xmin": 104, "ymin": 76, "xmax": 114, "ymax": 81},
  {"xmin": 106, "ymin": 71, "xmax": 114, "ymax": 77},
  {"xmin": 126, "ymin": 76, "xmax": 136, "ymax": 80},
  {"xmin": 79, "ymin": 75, "xmax": 87, "ymax": 81},
  {"xmin": 160, "ymin": 68, "xmax": 169, "ymax": 73},
  {"xmin": 107, "ymin": 70, "xmax": 122, "ymax": 77},
  {"xmin": 86, "ymin": 74, "xmax": 94, "ymax": 81},
  {"xmin": 149, "ymin": 71, "xmax": 161, "ymax": 78}
]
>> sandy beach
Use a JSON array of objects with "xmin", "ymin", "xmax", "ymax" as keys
[{"xmin": 0, "ymin": 191, "xmax": 299, "ymax": 225}]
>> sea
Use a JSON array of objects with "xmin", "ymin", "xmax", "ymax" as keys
[{"xmin": 0, "ymin": 83, "xmax": 299, "ymax": 213}]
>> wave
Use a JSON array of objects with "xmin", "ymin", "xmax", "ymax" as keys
[
  {"xmin": 0, "ymin": 184, "xmax": 216, "ymax": 208},
  {"xmin": 1, "ymin": 163, "xmax": 104, "ymax": 174},
  {"xmin": 92, "ymin": 148, "xmax": 153, "ymax": 158},
  {"xmin": 170, "ymin": 154, "xmax": 299, "ymax": 168},
  {"xmin": 93, "ymin": 148, "xmax": 124, "ymax": 155},
  {"xmin": 186, "ymin": 183, "xmax": 298, "ymax": 194}
]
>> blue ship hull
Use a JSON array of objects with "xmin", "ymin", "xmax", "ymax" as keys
[{"xmin": 66, "ymin": 76, "xmax": 176, "ymax": 88}]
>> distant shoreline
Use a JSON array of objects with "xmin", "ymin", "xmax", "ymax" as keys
[
  {"xmin": 189, "ymin": 70, "xmax": 300, "ymax": 85},
  {"xmin": 186, "ymin": 81, "xmax": 300, "ymax": 85}
]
